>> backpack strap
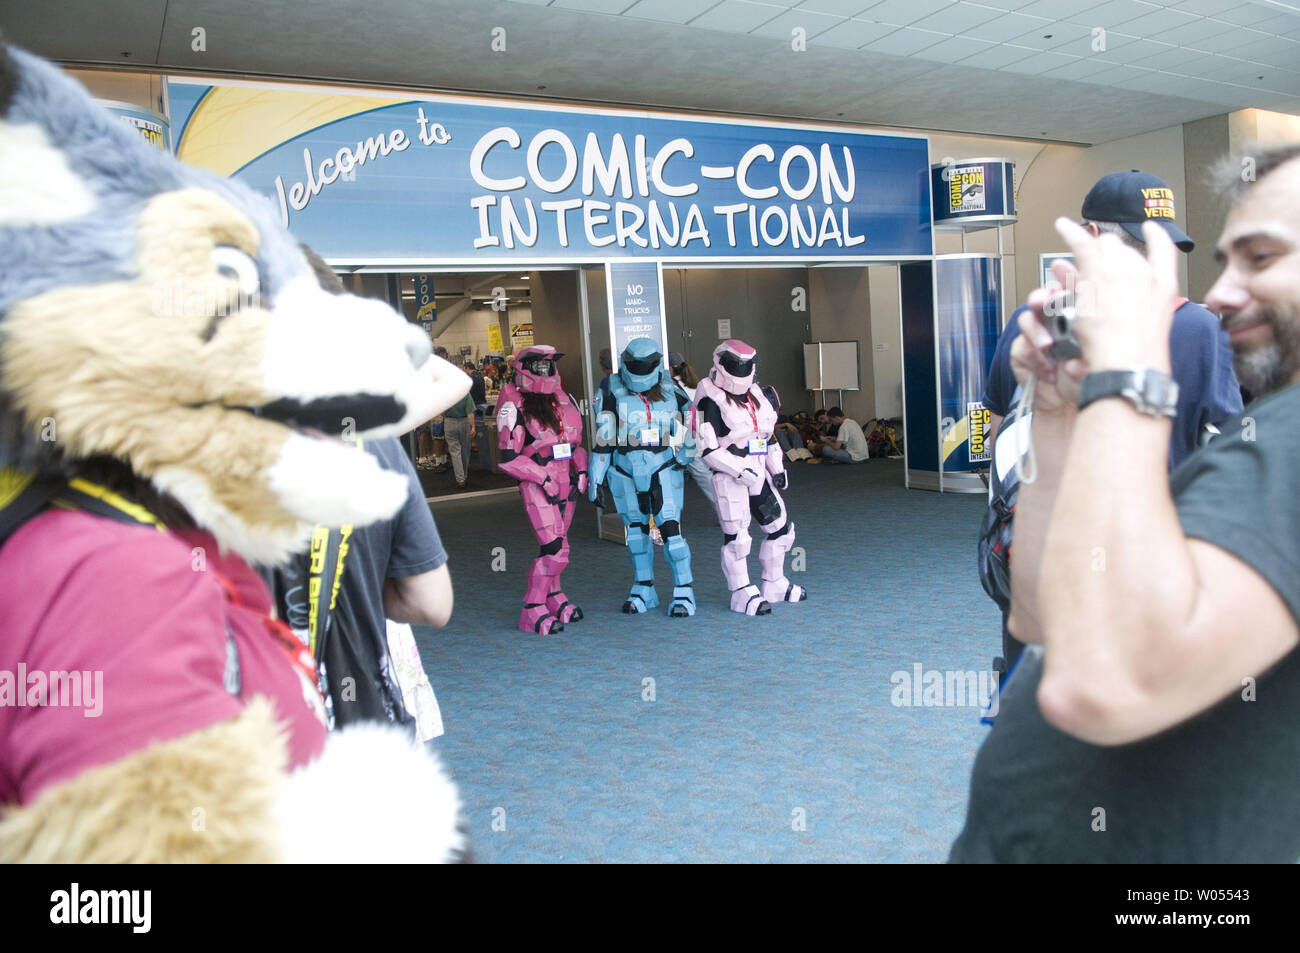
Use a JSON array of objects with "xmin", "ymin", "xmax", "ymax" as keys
[
  {"xmin": 0, "ymin": 467, "xmax": 62, "ymax": 544},
  {"xmin": 0, "ymin": 467, "xmax": 165, "ymax": 544},
  {"xmin": 52, "ymin": 477, "xmax": 167, "ymax": 531}
]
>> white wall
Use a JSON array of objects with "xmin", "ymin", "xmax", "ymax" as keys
[
  {"xmin": 867, "ymin": 266, "xmax": 903, "ymax": 420},
  {"xmin": 1010, "ymin": 124, "xmax": 1190, "ymax": 303},
  {"xmin": 808, "ymin": 268, "xmax": 873, "ymax": 422},
  {"xmin": 434, "ymin": 305, "xmax": 532, "ymax": 365}
]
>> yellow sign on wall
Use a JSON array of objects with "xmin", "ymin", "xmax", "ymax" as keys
[
  {"xmin": 511, "ymin": 323, "xmax": 534, "ymax": 348},
  {"xmin": 488, "ymin": 324, "xmax": 503, "ymax": 352}
]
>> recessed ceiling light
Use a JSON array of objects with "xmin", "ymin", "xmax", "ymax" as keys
[{"xmin": 520, "ymin": 275, "xmax": 529, "ymax": 279}]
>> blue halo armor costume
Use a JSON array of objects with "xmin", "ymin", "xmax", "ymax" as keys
[{"xmin": 589, "ymin": 337, "xmax": 696, "ymax": 617}]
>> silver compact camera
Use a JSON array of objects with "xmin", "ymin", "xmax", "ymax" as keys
[{"xmin": 1043, "ymin": 289, "xmax": 1081, "ymax": 361}]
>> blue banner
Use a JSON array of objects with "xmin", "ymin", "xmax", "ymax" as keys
[
  {"xmin": 936, "ymin": 256, "xmax": 1001, "ymax": 471},
  {"xmin": 413, "ymin": 273, "xmax": 436, "ymax": 331},
  {"xmin": 169, "ymin": 81, "xmax": 933, "ymax": 264},
  {"xmin": 606, "ymin": 260, "xmax": 667, "ymax": 363},
  {"xmin": 899, "ymin": 262, "xmax": 937, "ymax": 473}
]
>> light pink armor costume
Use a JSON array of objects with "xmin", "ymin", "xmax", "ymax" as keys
[
  {"xmin": 693, "ymin": 339, "xmax": 808, "ymax": 615},
  {"xmin": 496, "ymin": 346, "xmax": 588, "ymax": 635}
]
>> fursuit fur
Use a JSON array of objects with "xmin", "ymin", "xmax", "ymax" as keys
[{"xmin": 0, "ymin": 41, "xmax": 472, "ymax": 862}]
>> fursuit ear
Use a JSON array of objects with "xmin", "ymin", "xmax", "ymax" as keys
[
  {"xmin": 0, "ymin": 44, "xmax": 117, "ymax": 229},
  {"xmin": 0, "ymin": 38, "xmax": 18, "ymax": 116}
]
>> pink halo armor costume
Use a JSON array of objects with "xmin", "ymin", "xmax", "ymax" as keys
[
  {"xmin": 693, "ymin": 339, "xmax": 809, "ymax": 615},
  {"xmin": 495, "ymin": 346, "xmax": 588, "ymax": 635}
]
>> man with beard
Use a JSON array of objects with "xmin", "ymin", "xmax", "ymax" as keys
[{"xmin": 951, "ymin": 143, "xmax": 1300, "ymax": 862}]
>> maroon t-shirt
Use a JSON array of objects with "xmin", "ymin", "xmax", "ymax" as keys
[{"xmin": 0, "ymin": 510, "xmax": 327, "ymax": 806}]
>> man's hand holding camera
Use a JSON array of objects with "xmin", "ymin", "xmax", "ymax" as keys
[{"xmin": 1011, "ymin": 218, "xmax": 1181, "ymax": 414}]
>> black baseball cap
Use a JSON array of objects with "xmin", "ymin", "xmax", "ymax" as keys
[{"xmin": 1081, "ymin": 170, "xmax": 1194, "ymax": 252}]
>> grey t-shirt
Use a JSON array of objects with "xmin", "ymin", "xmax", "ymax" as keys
[
  {"xmin": 950, "ymin": 383, "xmax": 1300, "ymax": 862},
  {"xmin": 339, "ymin": 436, "xmax": 448, "ymax": 642}
]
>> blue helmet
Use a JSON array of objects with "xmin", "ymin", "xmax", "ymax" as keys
[{"xmin": 618, "ymin": 337, "xmax": 663, "ymax": 393}]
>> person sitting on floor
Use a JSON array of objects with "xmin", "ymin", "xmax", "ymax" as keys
[{"xmin": 814, "ymin": 408, "xmax": 870, "ymax": 463}]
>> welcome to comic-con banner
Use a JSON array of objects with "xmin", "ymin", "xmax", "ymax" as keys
[{"xmin": 166, "ymin": 80, "xmax": 934, "ymax": 263}]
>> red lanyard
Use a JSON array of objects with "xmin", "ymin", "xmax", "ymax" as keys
[
  {"xmin": 214, "ymin": 570, "xmax": 323, "ymax": 700},
  {"xmin": 745, "ymin": 395, "xmax": 758, "ymax": 432},
  {"xmin": 639, "ymin": 394, "xmax": 654, "ymax": 426}
]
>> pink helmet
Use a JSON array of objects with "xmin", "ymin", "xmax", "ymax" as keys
[
  {"xmin": 515, "ymin": 345, "xmax": 564, "ymax": 395},
  {"xmin": 710, "ymin": 339, "xmax": 758, "ymax": 396}
]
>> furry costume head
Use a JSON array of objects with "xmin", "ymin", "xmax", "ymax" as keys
[
  {"xmin": 0, "ymin": 43, "xmax": 472, "ymax": 863},
  {"xmin": 0, "ymin": 44, "xmax": 466, "ymax": 565}
]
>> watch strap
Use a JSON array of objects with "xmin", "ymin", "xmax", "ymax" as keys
[{"xmin": 1078, "ymin": 369, "xmax": 1179, "ymax": 417}]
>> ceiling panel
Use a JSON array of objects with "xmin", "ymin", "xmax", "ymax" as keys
[
  {"xmin": 551, "ymin": 0, "xmax": 638, "ymax": 12},
  {"xmin": 863, "ymin": 26, "xmax": 949, "ymax": 55},
  {"xmin": 852, "ymin": 0, "xmax": 955, "ymax": 28},
  {"xmin": 1112, "ymin": 69, "xmax": 1206, "ymax": 96},
  {"xmin": 1226, "ymin": 34, "xmax": 1300, "ymax": 60},
  {"xmin": 1015, "ymin": 0, "xmax": 1108, "ymax": 19},
  {"xmin": 1007, "ymin": 23, "xmax": 1087, "ymax": 50},
  {"xmin": 955, "ymin": 41, "xmax": 1044, "ymax": 68},
  {"xmin": 1210, "ymin": 4, "xmax": 1289, "ymax": 27},
  {"xmin": 962, "ymin": 12, "xmax": 1056, "ymax": 42},
  {"xmin": 1154, "ymin": 16, "xmax": 1242, "ymax": 47},
  {"xmin": 908, "ymin": 4, "xmax": 1006, "ymax": 35},
  {"xmin": 1179, "ymin": 27, "xmax": 1273, "ymax": 54},
  {"xmin": 1041, "ymin": 53, "xmax": 1122, "ymax": 80},
  {"xmin": 689, "ymin": 0, "xmax": 787, "ymax": 31},
  {"xmin": 4, "ymin": 0, "xmax": 1296, "ymax": 151},
  {"xmin": 1090, "ymin": 36, "xmax": 1177, "ymax": 64},
  {"xmin": 1169, "ymin": 0, "xmax": 1240, "ymax": 15},
  {"xmin": 1118, "ymin": 9, "xmax": 1205, "ymax": 38},
  {"xmin": 974, "ymin": 0, "xmax": 1052, "ymax": 10},
  {"xmin": 998, "ymin": 48, "xmax": 1077, "ymax": 73},
  {"xmin": 1074, "ymin": 0, "xmax": 1164, "ymax": 29},
  {"xmin": 1246, "ymin": 13, "xmax": 1300, "ymax": 38},
  {"xmin": 747, "ymin": 7, "xmax": 842, "ymax": 37},
  {"xmin": 622, "ymin": 0, "xmax": 724, "ymax": 24},
  {"xmin": 811, "ymin": 16, "xmax": 901, "ymax": 47},
  {"xmin": 1140, "ymin": 45, "xmax": 1212, "ymax": 71},
  {"xmin": 911, "ymin": 35, "xmax": 999, "ymax": 63},
  {"xmin": 793, "ymin": 0, "xmax": 876, "ymax": 15},
  {"xmin": 0, "ymin": 0, "xmax": 167, "ymax": 62}
]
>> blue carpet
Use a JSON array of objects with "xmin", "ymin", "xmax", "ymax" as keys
[{"xmin": 414, "ymin": 458, "xmax": 1003, "ymax": 862}]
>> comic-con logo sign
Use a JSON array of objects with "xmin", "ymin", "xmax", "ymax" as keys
[{"xmin": 947, "ymin": 165, "xmax": 986, "ymax": 214}]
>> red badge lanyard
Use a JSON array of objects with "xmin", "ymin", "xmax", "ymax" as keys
[
  {"xmin": 214, "ymin": 570, "xmax": 323, "ymax": 699},
  {"xmin": 639, "ymin": 393, "xmax": 654, "ymax": 426},
  {"xmin": 745, "ymin": 395, "xmax": 758, "ymax": 434}
]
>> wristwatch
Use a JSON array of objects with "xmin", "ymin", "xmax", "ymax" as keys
[{"xmin": 1078, "ymin": 368, "xmax": 1179, "ymax": 418}]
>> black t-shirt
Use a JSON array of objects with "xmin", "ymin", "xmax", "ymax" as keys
[
  {"xmin": 340, "ymin": 436, "xmax": 448, "ymax": 638},
  {"xmin": 951, "ymin": 384, "xmax": 1300, "ymax": 862},
  {"xmin": 983, "ymin": 301, "xmax": 1242, "ymax": 469}
]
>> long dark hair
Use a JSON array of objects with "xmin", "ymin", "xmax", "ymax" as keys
[
  {"xmin": 676, "ymin": 362, "xmax": 699, "ymax": 388},
  {"xmin": 522, "ymin": 391, "xmax": 561, "ymax": 432}
]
